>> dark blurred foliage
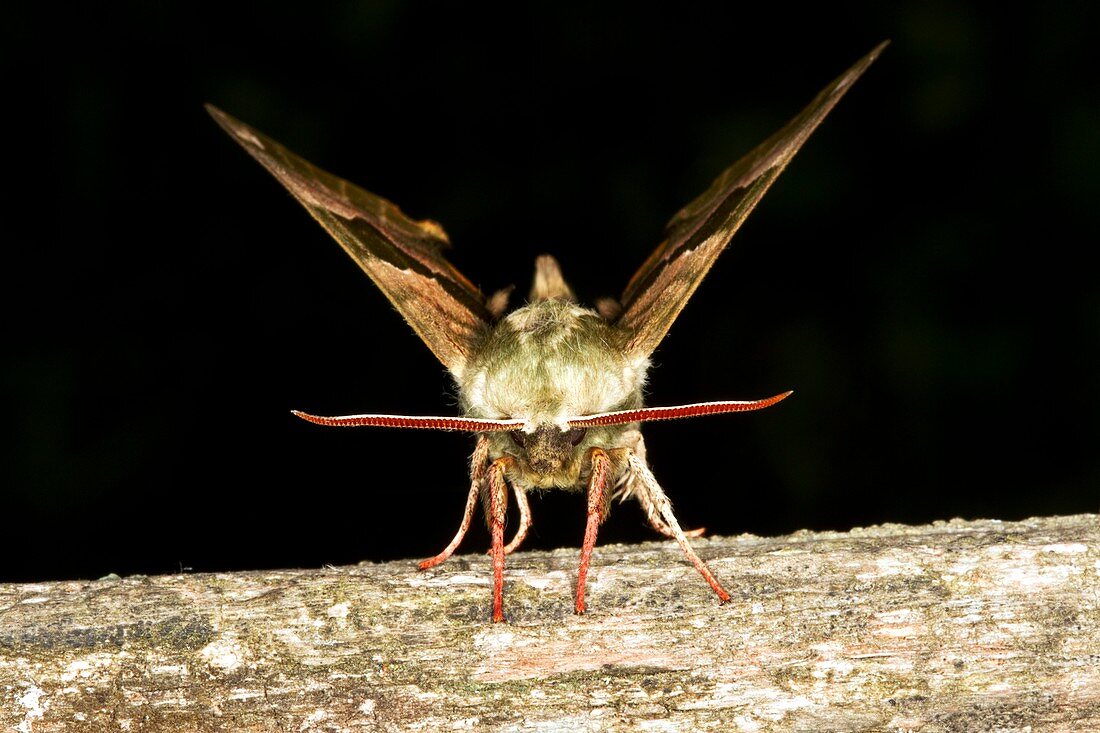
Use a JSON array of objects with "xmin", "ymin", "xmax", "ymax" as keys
[{"xmin": 4, "ymin": 2, "xmax": 1098, "ymax": 581}]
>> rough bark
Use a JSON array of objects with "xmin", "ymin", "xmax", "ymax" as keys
[{"xmin": 2, "ymin": 514, "xmax": 1098, "ymax": 732}]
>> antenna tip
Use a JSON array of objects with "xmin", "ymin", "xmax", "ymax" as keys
[{"xmin": 291, "ymin": 410, "xmax": 323, "ymax": 425}]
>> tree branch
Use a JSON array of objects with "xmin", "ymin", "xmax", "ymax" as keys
[{"xmin": 2, "ymin": 514, "xmax": 1098, "ymax": 731}]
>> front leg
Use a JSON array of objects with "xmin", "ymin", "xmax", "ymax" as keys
[
  {"xmin": 485, "ymin": 457, "xmax": 512, "ymax": 622},
  {"xmin": 575, "ymin": 447, "xmax": 613, "ymax": 614}
]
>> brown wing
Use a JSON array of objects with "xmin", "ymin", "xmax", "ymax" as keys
[
  {"xmin": 617, "ymin": 42, "xmax": 887, "ymax": 358},
  {"xmin": 206, "ymin": 105, "xmax": 491, "ymax": 375}
]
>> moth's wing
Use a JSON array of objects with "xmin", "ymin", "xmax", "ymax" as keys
[
  {"xmin": 616, "ymin": 42, "xmax": 887, "ymax": 358},
  {"xmin": 206, "ymin": 105, "xmax": 491, "ymax": 375}
]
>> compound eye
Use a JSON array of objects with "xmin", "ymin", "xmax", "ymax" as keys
[
  {"xmin": 565, "ymin": 427, "xmax": 587, "ymax": 446},
  {"xmin": 510, "ymin": 431, "xmax": 526, "ymax": 449}
]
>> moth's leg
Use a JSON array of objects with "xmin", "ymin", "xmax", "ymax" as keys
[
  {"xmin": 418, "ymin": 435, "xmax": 490, "ymax": 571},
  {"xmin": 631, "ymin": 480, "xmax": 707, "ymax": 540},
  {"xmin": 485, "ymin": 457, "xmax": 511, "ymax": 623},
  {"xmin": 484, "ymin": 483, "xmax": 529, "ymax": 555},
  {"xmin": 575, "ymin": 447, "xmax": 613, "ymax": 615},
  {"xmin": 626, "ymin": 453, "xmax": 731, "ymax": 603},
  {"xmin": 614, "ymin": 433, "xmax": 705, "ymax": 539},
  {"xmin": 503, "ymin": 484, "xmax": 532, "ymax": 555}
]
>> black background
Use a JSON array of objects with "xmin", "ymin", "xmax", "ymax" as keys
[{"xmin": 6, "ymin": 3, "xmax": 1098, "ymax": 583}]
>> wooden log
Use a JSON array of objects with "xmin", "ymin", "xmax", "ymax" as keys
[{"xmin": 2, "ymin": 514, "xmax": 1098, "ymax": 731}]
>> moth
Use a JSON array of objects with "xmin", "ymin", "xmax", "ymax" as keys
[{"xmin": 208, "ymin": 42, "xmax": 884, "ymax": 622}]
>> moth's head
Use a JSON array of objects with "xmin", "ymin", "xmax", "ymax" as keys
[{"xmin": 507, "ymin": 423, "xmax": 590, "ymax": 476}]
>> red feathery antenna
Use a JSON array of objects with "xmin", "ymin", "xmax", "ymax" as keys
[
  {"xmin": 292, "ymin": 391, "xmax": 791, "ymax": 432},
  {"xmin": 565, "ymin": 391, "xmax": 793, "ymax": 428},
  {"xmin": 291, "ymin": 411, "xmax": 523, "ymax": 432}
]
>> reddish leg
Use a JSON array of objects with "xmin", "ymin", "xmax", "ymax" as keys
[
  {"xmin": 576, "ymin": 448, "xmax": 611, "ymax": 615},
  {"xmin": 503, "ymin": 485, "xmax": 532, "ymax": 555},
  {"xmin": 419, "ymin": 436, "xmax": 490, "ymax": 570},
  {"xmin": 487, "ymin": 459, "xmax": 510, "ymax": 622}
]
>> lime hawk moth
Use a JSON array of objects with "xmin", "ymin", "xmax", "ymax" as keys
[{"xmin": 208, "ymin": 43, "xmax": 885, "ymax": 622}]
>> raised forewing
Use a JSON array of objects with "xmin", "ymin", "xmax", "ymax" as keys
[
  {"xmin": 207, "ymin": 105, "xmax": 491, "ymax": 375},
  {"xmin": 616, "ymin": 42, "xmax": 887, "ymax": 358}
]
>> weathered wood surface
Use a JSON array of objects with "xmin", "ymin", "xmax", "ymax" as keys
[{"xmin": 1, "ymin": 514, "xmax": 1098, "ymax": 732}]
